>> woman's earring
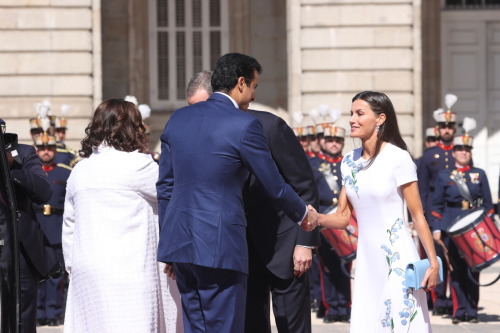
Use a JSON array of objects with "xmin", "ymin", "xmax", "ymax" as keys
[{"xmin": 376, "ymin": 124, "xmax": 380, "ymax": 132}]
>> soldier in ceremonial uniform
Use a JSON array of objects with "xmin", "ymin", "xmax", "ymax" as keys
[
  {"xmin": 294, "ymin": 124, "xmax": 333, "ymax": 317},
  {"xmin": 313, "ymin": 124, "xmax": 351, "ymax": 323},
  {"xmin": 33, "ymin": 132, "xmax": 72, "ymax": 327},
  {"xmin": 54, "ymin": 112, "xmax": 79, "ymax": 167},
  {"xmin": 431, "ymin": 130, "xmax": 494, "ymax": 324},
  {"xmin": 415, "ymin": 126, "xmax": 439, "ymax": 168},
  {"xmin": 30, "ymin": 101, "xmax": 78, "ymax": 167},
  {"xmin": 424, "ymin": 126, "xmax": 439, "ymax": 149},
  {"xmin": 417, "ymin": 101, "xmax": 458, "ymax": 315}
]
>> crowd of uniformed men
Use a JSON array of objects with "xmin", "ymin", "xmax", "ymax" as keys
[{"xmin": 7, "ymin": 93, "xmax": 500, "ymax": 329}]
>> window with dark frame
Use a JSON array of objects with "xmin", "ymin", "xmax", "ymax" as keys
[{"xmin": 150, "ymin": 0, "xmax": 228, "ymax": 109}]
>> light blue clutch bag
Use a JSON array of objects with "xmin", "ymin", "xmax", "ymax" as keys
[{"xmin": 404, "ymin": 257, "xmax": 443, "ymax": 290}]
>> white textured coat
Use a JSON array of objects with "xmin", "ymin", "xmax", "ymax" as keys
[{"xmin": 63, "ymin": 145, "xmax": 182, "ymax": 332}]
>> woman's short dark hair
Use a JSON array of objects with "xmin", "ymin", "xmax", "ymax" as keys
[
  {"xmin": 80, "ymin": 99, "xmax": 148, "ymax": 157},
  {"xmin": 211, "ymin": 53, "xmax": 262, "ymax": 93},
  {"xmin": 352, "ymin": 91, "xmax": 408, "ymax": 167}
]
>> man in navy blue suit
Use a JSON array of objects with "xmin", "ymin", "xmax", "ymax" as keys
[{"xmin": 157, "ymin": 53, "xmax": 318, "ymax": 333}]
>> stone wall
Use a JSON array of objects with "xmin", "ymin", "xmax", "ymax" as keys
[
  {"xmin": 0, "ymin": 0, "xmax": 101, "ymax": 149},
  {"xmin": 288, "ymin": 0, "xmax": 422, "ymax": 155}
]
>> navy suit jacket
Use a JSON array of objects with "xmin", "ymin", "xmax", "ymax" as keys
[
  {"xmin": 244, "ymin": 110, "xmax": 320, "ymax": 279},
  {"xmin": 157, "ymin": 93, "xmax": 306, "ymax": 274}
]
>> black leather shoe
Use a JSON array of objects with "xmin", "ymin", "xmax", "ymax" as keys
[
  {"xmin": 47, "ymin": 319, "xmax": 60, "ymax": 327},
  {"xmin": 467, "ymin": 316, "xmax": 479, "ymax": 323},
  {"xmin": 337, "ymin": 315, "xmax": 350, "ymax": 323},
  {"xmin": 323, "ymin": 314, "xmax": 336, "ymax": 323},
  {"xmin": 452, "ymin": 316, "xmax": 465, "ymax": 324},
  {"xmin": 432, "ymin": 307, "xmax": 446, "ymax": 316},
  {"xmin": 36, "ymin": 318, "xmax": 47, "ymax": 327},
  {"xmin": 311, "ymin": 301, "xmax": 319, "ymax": 312}
]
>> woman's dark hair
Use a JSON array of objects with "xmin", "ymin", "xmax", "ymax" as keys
[
  {"xmin": 352, "ymin": 91, "xmax": 408, "ymax": 168},
  {"xmin": 80, "ymin": 99, "xmax": 148, "ymax": 158},
  {"xmin": 211, "ymin": 53, "xmax": 262, "ymax": 93}
]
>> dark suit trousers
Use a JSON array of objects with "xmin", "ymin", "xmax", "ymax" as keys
[
  {"xmin": 20, "ymin": 249, "xmax": 39, "ymax": 333},
  {"xmin": 245, "ymin": 244, "xmax": 311, "ymax": 333},
  {"xmin": 174, "ymin": 263, "xmax": 247, "ymax": 333}
]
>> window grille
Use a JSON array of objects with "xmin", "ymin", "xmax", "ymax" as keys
[
  {"xmin": 149, "ymin": 0, "xmax": 229, "ymax": 109},
  {"xmin": 445, "ymin": 0, "xmax": 500, "ymax": 9}
]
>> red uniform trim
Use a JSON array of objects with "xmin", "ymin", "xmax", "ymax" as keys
[
  {"xmin": 456, "ymin": 165, "xmax": 471, "ymax": 173},
  {"xmin": 431, "ymin": 211, "xmax": 442, "ymax": 219},
  {"xmin": 324, "ymin": 155, "xmax": 343, "ymax": 163},
  {"xmin": 438, "ymin": 142, "xmax": 453, "ymax": 151},
  {"xmin": 42, "ymin": 163, "xmax": 56, "ymax": 172},
  {"xmin": 306, "ymin": 151, "xmax": 316, "ymax": 158}
]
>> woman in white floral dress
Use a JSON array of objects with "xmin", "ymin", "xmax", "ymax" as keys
[{"xmin": 318, "ymin": 91, "xmax": 440, "ymax": 332}]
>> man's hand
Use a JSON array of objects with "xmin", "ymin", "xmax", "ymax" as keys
[
  {"xmin": 293, "ymin": 246, "xmax": 313, "ymax": 277},
  {"xmin": 163, "ymin": 263, "xmax": 176, "ymax": 280},
  {"xmin": 301, "ymin": 205, "xmax": 318, "ymax": 231}
]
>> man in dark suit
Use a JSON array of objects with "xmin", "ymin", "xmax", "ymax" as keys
[
  {"xmin": 3, "ymin": 120, "xmax": 59, "ymax": 333},
  {"xmin": 244, "ymin": 110, "xmax": 320, "ymax": 333},
  {"xmin": 157, "ymin": 53, "xmax": 318, "ymax": 333}
]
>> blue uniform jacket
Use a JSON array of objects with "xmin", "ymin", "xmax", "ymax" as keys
[
  {"xmin": 431, "ymin": 167, "xmax": 493, "ymax": 232},
  {"xmin": 307, "ymin": 154, "xmax": 335, "ymax": 213},
  {"xmin": 55, "ymin": 141, "xmax": 78, "ymax": 166},
  {"xmin": 34, "ymin": 163, "xmax": 71, "ymax": 245},
  {"xmin": 156, "ymin": 93, "xmax": 306, "ymax": 274},
  {"xmin": 417, "ymin": 144, "xmax": 455, "ymax": 223}
]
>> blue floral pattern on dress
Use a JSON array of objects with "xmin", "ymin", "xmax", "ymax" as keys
[
  {"xmin": 381, "ymin": 299, "xmax": 394, "ymax": 331},
  {"xmin": 342, "ymin": 154, "xmax": 364, "ymax": 196},
  {"xmin": 399, "ymin": 287, "xmax": 417, "ymax": 328},
  {"xmin": 380, "ymin": 218, "xmax": 417, "ymax": 332},
  {"xmin": 387, "ymin": 218, "xmax": 404, "ymax": 245},
  {"xmin": 381, "ymin": 244, "xmax": 404, "ymax": 278}
]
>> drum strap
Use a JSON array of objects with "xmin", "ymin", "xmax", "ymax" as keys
[
  {"xmin": 467, "ymin": 269, "xmax": 500, "ymax": 287},
  {"xmin": 451, "ymin": 172, "xmax": 474, "ymax": 205}
]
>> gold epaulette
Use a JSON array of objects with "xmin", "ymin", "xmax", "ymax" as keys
[
  {"xmin": 56, "ymin": 163, "xmax": 73, "ymax": 171},
  {"xmin": 56, "ymin": 147, "xmax": 70, "ymax": 153}
]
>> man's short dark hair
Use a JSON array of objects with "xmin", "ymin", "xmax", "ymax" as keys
[
  {"xmin": 186, "ymin": 71, "xmax": 213, "ymax": 99},
  {"xmin": 211, "ymin": 53, "xmax": 262, "ymax": 93}
]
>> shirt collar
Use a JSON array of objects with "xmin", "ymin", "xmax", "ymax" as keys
[{"xmin": 214, "ymin": 92, "xmax": 239, "ymax": 108}]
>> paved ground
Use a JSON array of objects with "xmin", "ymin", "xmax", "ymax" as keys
[{"xmin": 39, "ymin": 261, "xmax": 500, "ymax": 333}]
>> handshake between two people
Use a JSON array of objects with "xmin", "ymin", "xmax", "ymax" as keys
[{"xmin": 301, "ymin": 205, "xmax": 319, "ymax": 232}]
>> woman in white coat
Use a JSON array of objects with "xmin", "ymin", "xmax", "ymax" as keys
[{"xmin": 62, "ymin": 99, "xmax": 183, "ymax": 332}]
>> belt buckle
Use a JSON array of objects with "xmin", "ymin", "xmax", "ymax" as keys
[
  {"xmin": 461, "ymin": 200, "xmax": 470, "ymax": 210},
  {"xmin": 43, "ymin": 204, "xmax": 52, "ymax": 216}
]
